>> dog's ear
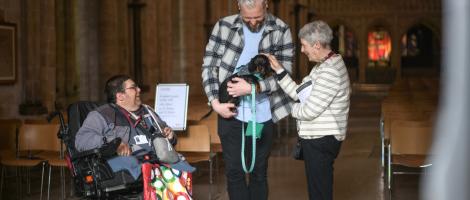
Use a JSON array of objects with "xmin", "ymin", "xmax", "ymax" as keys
[
  {"xmin": 261, "ymin": 55, "xmax": 270, "ymax": 70},
  {"xmin": 259, "ymin": 65, "xmax": 274, "ymax": 78},
  {"xmin": 265, "ymin": 68, "xmax": 274, "ymax": 77},
  {"xmin": 250, "ymin": 54, "xmax": 270, "ymax": 73},
  {"xmin": 258, "ymin": 55, "xmax": 271, "ymax": 75},
  {"xmin": 248, "ymin": 60, "xmax": 257, "ymax": 73}
]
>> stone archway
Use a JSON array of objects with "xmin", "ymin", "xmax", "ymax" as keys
[{"xmin": 400, "ymin": 23, "xmax": 441, "ymax": 77}]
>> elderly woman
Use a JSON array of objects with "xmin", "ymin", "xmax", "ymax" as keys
[{"xmin": 264, "ymin": 20, "xmax": 351, "ymax": 200}]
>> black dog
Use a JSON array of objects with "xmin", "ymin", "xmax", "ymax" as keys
[{"xmin": 219, "ymin": 54, "xmax": 272, "ymax": 107}]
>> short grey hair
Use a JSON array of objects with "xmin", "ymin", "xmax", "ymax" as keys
[
  {"xmin": 298, "ymin": 20, "xmax": 333, "ymax": 47},
  {"xmin": 237, "ymin": 0, "xmax": 266, "ymax": 9}
]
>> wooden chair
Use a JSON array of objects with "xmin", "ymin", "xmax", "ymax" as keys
[
  {"xmin": 380, "ymin": 111, "xmax": 427, "ymax": 168},
  {"xmin": 413, "ymin": 100, "xmax": 438, "ymax": 113},
  {"xmin": 186, "ymin": 96, "xmax": 221, "ymax": 152},
  {"xmin": 199, "ymin": 112, "xmax": 221, "ymax": 153},
  {"xmin": 381, "ymin": 100, "xmax": 417, "ymax": 113},
  {"xmin": 0, "ymin": 119, "xmax": 22, "ymax": 200},
  {"xmin": 387, "ymin": 120, "xmax": 433, "ymax": 190},
  {"xmin": 0, "ymin": 123, "xmax": 60, "ymax": 200},
  {"xmin": 176, "ymin": 124, "xmax": 215, "ymax": 184},
  {"xmin": 24, "ymin": 118, "xmax": 61, "ymax": 124},
  {"xmin": 380, "ymin": 100, "xmax": 422, "ymax": 168},
  {"xmin": 0, "ymin": 119, "xmax": 22, "ymax": 159},
  {"xmin": 408, "ymin": 78, "xmax": 429, "ymax": 91},
  {"xmin": 421, "ymin": 77, "xmax": 440, "ymax": 90},
  {"xmin": 201, "ymin": 114, "xmax": 221, "ymax": 181},
  {"xmin": 36, "ymin": 128, "xmax": 68, "ymax": 200}
]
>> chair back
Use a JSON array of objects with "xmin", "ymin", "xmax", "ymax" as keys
[
  {"xmin": 199, "ymin": 112, "xmax": 220, "ymax": 148},
  {"xmin": 383, "ymin": 111, "xmax": 428, "ymax": 139},
  {"xmin": 24, "ymin": 118, "xmax": 60, "ymax": 124},
  {"xmin": 0, "ymin": 119, "xmax": 22, "ymax": 154},
  {"xmin": 18, "ymin": 123, "xmax": 61, "ymax": 152},
  {"xmin": 176, "ymin": 125, "xmax": 210, "ymax": 153},
  {"xmin": 390, "ymin": 120, "xmax": 433, "ymax": 155},
  {"xmin": 381, "ymin": 101, "xmax": 417, "ymax": 114}
]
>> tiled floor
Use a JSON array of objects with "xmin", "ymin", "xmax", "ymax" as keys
[{"xmin": 0, "ymin": 88, "xmax": 422, "ymax": 199}]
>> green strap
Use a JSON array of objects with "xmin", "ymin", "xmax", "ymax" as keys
[{"xmin": 241, "ymin": 83, "xmax": 257, "ymax": 173}]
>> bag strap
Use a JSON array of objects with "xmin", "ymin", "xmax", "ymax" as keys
[
  {"xmin": 143, "ymin": 104, "xmax": 164, "ymax": 134},
  {"xmin": 108, "ymin": 103, "xmax": 154, "ymax": 141},
  {"xmin": 241, "ymin": 83, "xmax": 257, "ymax": 173}
]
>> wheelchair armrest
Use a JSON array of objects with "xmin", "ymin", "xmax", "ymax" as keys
[
  {"xmin": 72, "ymin": 138, "xmax": 122, "ymax": 161},
  {"xmin": 99, "ymin": 137, "xmax": 121, "ymax": 157}
]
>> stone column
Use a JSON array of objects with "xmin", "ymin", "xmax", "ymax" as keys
[
  {"xmin": 184, "ymin": 0, "xmax": 207, "ymax": 97},
  {"xmin": 391, "ymin": 18, "xmax": 402, "ymax": 82},
  {"xmin": 19, "ymin": 0, "xmax": 56, "ymax": 115},
  {"xmin": 98, "ymin": 0, "xmax": 130, "ymax": 98},
  {"xmin": 40, "ymin": 0, "xmax": 57, "ymax": 110},
  {"xmin": 154, "ymin": 0, "xmax": 173, "ymax": 83},
  {"xmin": 358, "ymin": 20, "xmax": 368, "ymax": 83},
  {"xmin": 140, "ymin": 0, "xmax": 158, "ymax": 103},
  {"xmin": 75, "ymin": 0, "xmax": 100, "ymax": 101},
  {"xmin": 22, "ymin": 0, "xmax": 41, "ymax": 108},
  {"xmin": 174, "ymin": 0, "xmax": 186, "ymax": 83}
]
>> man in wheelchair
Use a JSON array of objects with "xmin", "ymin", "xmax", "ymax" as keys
[{"xmin": 73, "ymin": 75, "xmax": 194, "ymax": 199}]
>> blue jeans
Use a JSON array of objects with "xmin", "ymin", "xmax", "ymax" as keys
[
  {"xmin": 218, "ymin": 116, "xmax": 273, "ymax": 200},
  {"xmin": 107, "ymin": 156, "xmax": 141, "ymax": 180}
]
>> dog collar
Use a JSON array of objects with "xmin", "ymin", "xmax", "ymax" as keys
[{"xmin": 254, "ymin": 73, "xmax": 263, "ymax": 80}]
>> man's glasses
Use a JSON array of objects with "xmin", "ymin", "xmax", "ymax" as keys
[{"xmin": 124, "ymin": 85, "xmax": 140, "ymax": 91}]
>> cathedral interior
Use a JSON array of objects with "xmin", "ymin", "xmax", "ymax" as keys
[{"xmin": 0, "ymin": 0, "xmax": 468, "ymax": 199}]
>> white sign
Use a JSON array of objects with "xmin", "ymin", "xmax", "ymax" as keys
[{"xmin": 154, "ymin": 84, "xmax": 189, "ymax": 131}]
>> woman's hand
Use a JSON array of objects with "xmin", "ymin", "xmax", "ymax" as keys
[{"xmin": 262, "ymin": 53, "xmax": 284, "ymax": 73}]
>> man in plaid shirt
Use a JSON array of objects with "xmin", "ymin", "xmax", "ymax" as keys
[{"xmin": 201, "ymin": 0, "xmax": 293, "ymax": 199}]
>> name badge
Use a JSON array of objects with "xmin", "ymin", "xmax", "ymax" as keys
[{"xmin": 134, "ymin": 135, "xmax": 149, "ymax": 145}]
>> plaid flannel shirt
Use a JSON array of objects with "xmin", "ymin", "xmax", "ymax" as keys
[{"xmin": 202, "ymin": 13, "xmax": 294, "ymax": 122}]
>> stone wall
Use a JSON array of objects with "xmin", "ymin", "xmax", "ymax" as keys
[
  {"xmin": 0, "ymin": 0, "xmax": 57, "ymax": 119},
  {"xmin": 0, "ymin": 0, "xmax": 441, "ymax": 119},
  {"xmin": 311, "ymin": 0, "xmax": 441, "ymax": 82}
]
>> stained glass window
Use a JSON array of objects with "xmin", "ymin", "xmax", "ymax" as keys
[{"xmin": 368, "ymin": 31, "xmax": 391, "ymax": 67}]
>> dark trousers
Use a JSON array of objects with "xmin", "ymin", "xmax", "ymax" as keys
[
  {"xmin": 301, "ymin": 136, "xmax": 342, "ymax": 200},
  {"xmin": 218, "ymin": 116, "xmax": 273, "ymax": 200}
]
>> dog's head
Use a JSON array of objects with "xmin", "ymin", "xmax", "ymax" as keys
[{"xmin": 248, "ymin": 54, "xmax": 272, "ymax": 79}]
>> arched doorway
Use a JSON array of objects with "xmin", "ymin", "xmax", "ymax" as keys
[
  {"xmin": 332, "ymin": 24, "xmax": 359, "ymax": 82},
  {"xmin": 366, "ymin": 28, "xmax": 395, "ymax": 83},
  {"xmin": 401, "ymin": 24, "xmax": 439, "ymax": 76}
]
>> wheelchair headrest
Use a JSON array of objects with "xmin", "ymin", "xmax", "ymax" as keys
[
  {"xmin": 66, "ymin": 101, "xmax": 105, "ymax": 157},
  {"xmin": 67, "ymin": 101, "xmax": 105, "ymax": 134}
]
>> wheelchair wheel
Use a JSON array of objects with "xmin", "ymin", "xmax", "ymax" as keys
[{"xmin": 72, "ymin": 176, "xmax": 85, "ymax": 198}]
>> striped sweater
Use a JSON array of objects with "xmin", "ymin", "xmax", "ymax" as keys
[{"xmin": 277, "ymin": 54, "xmax": 351, "ymax": 140}]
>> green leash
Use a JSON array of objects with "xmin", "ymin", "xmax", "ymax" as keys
[{"xmin": 241, "ymin": 83, "xmax": 257, "ymax": 173}]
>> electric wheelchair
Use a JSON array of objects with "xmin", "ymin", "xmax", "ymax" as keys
[{"xmin": 60, "ymin": 101, "xmax": 147, "ymax": 199}]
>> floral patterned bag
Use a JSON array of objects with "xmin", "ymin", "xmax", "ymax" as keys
[{"xmin": 142, "ymin": 163, "xmax": 193, "ymax": 200}]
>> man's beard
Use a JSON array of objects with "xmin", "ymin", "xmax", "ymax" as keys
[{"xmin": 245, "ymin": 21, "xmax": 265, "ymax": 33}]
